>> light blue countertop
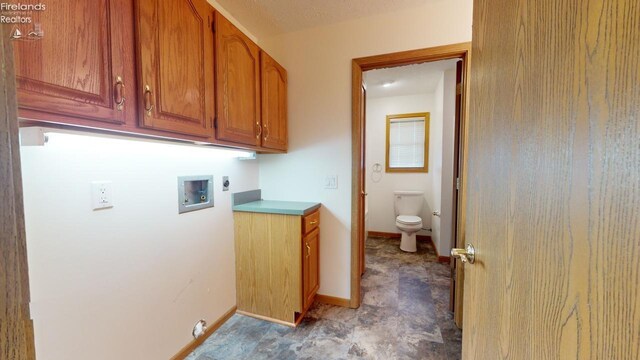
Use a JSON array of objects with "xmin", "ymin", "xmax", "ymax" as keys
[{"xmin": 232, "ymin": 200, "xmax": 321, "ymax": 216}]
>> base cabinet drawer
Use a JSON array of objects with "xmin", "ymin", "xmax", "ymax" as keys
[{"xmin": 303, "ymin": 209, "xmax": 320, "ymax": 235}]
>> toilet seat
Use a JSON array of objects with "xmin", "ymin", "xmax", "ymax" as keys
[{"xmin": 396, "ymin": 215, "xmax": 422, "ymax": 225}]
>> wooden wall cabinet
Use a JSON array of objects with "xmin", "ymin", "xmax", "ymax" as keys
[
  {"xmin": 14, "ymin": 1, "xmax": 288, "ymax": 153},
  {"xmin": 234, "ymin": 209, "xmax": 319, "ymax": 325},
  {"xmin": 214, "ymin": 12, "xmax": 261, "ymax": 147},
  {"xmin": 136, "ymin": 0, "xmax": 215, "ymax": 137},
  {"xmin": 14, "ymin": 0, "xmax": 137, "ymax": 127},
  {"xmin": 260, "ymin": 52, "xmax": 288, "ymax": 151}
]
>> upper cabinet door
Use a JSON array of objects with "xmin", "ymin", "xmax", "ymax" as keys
[
  {"xmin": 214, "ymin": 13, "xmax": 261, "ymax": 146},
  {"xmin": 136, "ymin": 0, "xmax": 215, "ymax": 137},
  {"xmin": 260, "ymin": 52, "xmax": 288, "ymax": 151},
  {"xmin": 14, "ymin": 0, "xmax": 136, "ymax": 126}
]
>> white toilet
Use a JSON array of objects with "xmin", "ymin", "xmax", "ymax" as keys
[{"xmin": 394, "ymin": 191, "xmax": 424, "ymax": 252}]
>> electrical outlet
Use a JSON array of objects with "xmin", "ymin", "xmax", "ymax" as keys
[
  {"xmin": 192, "ymin": 320, "xmax": 207, "ymax": 339},
  {"xmin": 222, "ymin": 176, "xmax": 230, "ymax": 191},
  {"xmin": 91, "ymin": 181, "xmax": 113, "ymax": 210}
]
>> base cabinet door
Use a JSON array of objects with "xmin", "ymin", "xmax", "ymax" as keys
[
  {"xmin": 14, "ymin": 0, "xmax": 136, "ymax": 126},
  {"xmin": 260, "ymin": 51, "xmax": 288, "ymax": 151},
  {"xmin": 214, "ymin": 12, "xmax": 261, "ymax": 146},
  {"xmin": 136, "ymin": 0, "xmax": 215, "ymax": 137},
  {"xmin": 303, "ymin": 228, "xmax": 320, "ymax": 310}
]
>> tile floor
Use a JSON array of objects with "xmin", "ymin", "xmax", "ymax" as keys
[{"xmin": 186, "ymin": 236, "xmax": 462, "ymax": 360}]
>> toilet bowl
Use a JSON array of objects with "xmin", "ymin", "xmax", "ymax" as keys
[{"xmin": 394, "ymin": 191, "xmax": 424, "ymax": 252}]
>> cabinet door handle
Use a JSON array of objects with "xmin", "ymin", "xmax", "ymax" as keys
[
  {"xmin": 256, "ymin": 122, "xmax": 263, "ymax": 139},
  {"xmin": 143, "ymin": 85, "xmax": 154, "ymax": 116},
  {"xmin": 263, "ymin": 124, "xmax": 269, "ymax": 141},
  {"xmin": 114, "ymin": 76, "xmax": 125, "ymax": 111},
  {"xmin": 306, "ymin": 243, "xmax": 311, "ymax": 258}
]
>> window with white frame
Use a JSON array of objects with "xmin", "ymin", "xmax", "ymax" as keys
[{"xmin": 386, "ymin": 112, "xmax": 429, "ymax": 172}]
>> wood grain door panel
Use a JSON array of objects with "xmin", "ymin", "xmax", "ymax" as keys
[
  {"xmin": 308, "ymin": 229, "xmax": 319, "ymax": 306},
  {"xmin": 464, "ymin": 0, "xmax": 640, "ymax": 358},
  {"xmin": 214, "ymin": 12, "xmax": 260, "ymax": 146},
  {"xmin": 1, "ymin": 23, "xmax": 36, "ymax": 360},
  {"xmin": 260, "ymin": 51, "xmax": 287, "ymax": 151},
  {"xmin": 14, "ymin": 0, "xmax": 135, "ymax": 125},
  {"xmin": 137, "ymin": 0, "xmax": 214, "ymax": 137},
  {"xmin": 303, "ymin": 228, "xmax": 320, "ymax": 310}
]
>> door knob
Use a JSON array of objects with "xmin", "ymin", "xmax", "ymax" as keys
[{"xmin": 451, "ymin": 244, "xmax": 476, "ymax": 264}]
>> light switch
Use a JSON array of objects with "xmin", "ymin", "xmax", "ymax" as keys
[
  {"xmin": 324, "ymin": 175, "xmax": 338, "ymax": 189},
  {"xmin": 91, "ymin": 181, "xmax": 113, "ymax": 210}
]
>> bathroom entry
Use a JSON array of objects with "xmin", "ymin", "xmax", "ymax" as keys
[
  {"xmin": 351, "ymin": 44, "xmax": 471, "ymax": 328},
  {"xmin": 363, "ymin": 60, "xmax": 458, "ymax": 256}
]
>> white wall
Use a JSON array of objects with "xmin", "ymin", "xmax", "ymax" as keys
[
  {"xmin": 440, "ymin": 69, "xmax": 458, "ymax": 254},
  {"xmin": 21, "ymin": 131, "xmax": 258, "ymax": 360},
  {"xmin": 365, "ymin": 93, "xmax": 436, "ymax": 237},
  {"xmin": 259, "ymin": 1, "xmax": 473, "ymax": 298}
]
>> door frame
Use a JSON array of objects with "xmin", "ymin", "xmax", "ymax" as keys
[{"xmin": 349, "ymin": 43, "xmax": 472, "ymax": 324}]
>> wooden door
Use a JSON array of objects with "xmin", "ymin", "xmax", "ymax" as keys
[
  {"xmin": 463, "ymin": 0, "xmax": 640, "ymax": 358},
  {"xmin": 260, "ymin": 51, "xmax": 288, "ymax": 151},
  {"xmin": 1, "ymin": 24, "xmax": 36, "ymax": 360},
  {"xmin": 137, "ymin": 0, "xmax": 214, "ymax": 137},
  {"xmin": 214, "ymin": 12, "xmax": 261, "ymax": 146},
  {"xmin": 451, "ymin": 60, "xmax": 464, "ymax": 320},
  {"xmin": 14, "ymin": 0, "xmax": 136, "ymax": 126},
  {"xmin": 303, "ymin": 228, "xmax": 320, "ymax": 310}
]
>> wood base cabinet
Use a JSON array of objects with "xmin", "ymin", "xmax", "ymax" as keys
[{"xmin": 234, "ymin": 209, "xmax": 320, "ymax": 325}]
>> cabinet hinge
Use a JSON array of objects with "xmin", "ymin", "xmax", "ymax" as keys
[{"xmin": 456, "ymin": 177, "xmax": 460, "ymax": 190}]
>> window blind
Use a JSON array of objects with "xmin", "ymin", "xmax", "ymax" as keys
[{"xmin": 388, "ymin": 117, "xmax": 425, "ymax": 168}]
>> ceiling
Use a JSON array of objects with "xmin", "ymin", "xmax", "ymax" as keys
[
  {"xmin": 213, "ymin": 0, "xmax": 430, "ymax": 37},
  {"xmin": 363, "ymin": 60, "xmax": 459, "ymax": 99}
]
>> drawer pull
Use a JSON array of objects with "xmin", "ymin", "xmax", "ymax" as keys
[{"xmin": 309, "ymin": 220, "xmax": 318, "ymax": 225}]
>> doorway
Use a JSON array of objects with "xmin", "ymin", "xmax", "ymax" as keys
[{"xmin": 350, "ymin": 43, "xmax": 471, "ymax": 328}]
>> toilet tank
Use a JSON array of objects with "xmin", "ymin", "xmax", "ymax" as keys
[{"xmin": 394, "ymin": 191, "xmax": 424, "ymax": 216}]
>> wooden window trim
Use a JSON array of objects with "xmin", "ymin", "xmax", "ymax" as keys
[{"xmin": 385, "ymin": 112, "xmax": 430, "ymax": 173}]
